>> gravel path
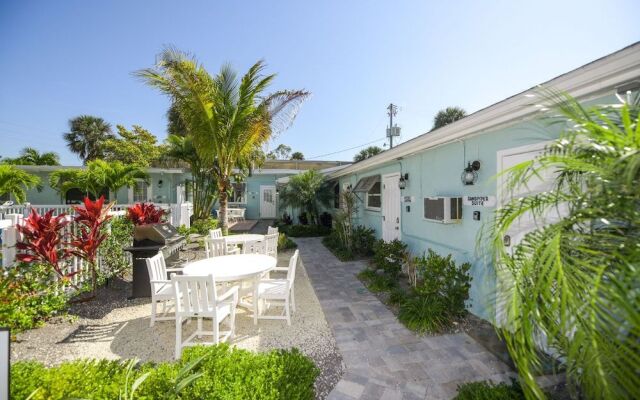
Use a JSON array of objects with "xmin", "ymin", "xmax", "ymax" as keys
[{"xmin": 11, "ymin": 249, "xmax": 343, "ymax": 399}]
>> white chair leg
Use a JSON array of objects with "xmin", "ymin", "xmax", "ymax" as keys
[
  {"xmin": 175, "ymin": 316, "xmax": 182, "ymax": 359},
  {"xmin": 291, "ymin": 289, "xmax": 296, "ymax": 312},
  {"xmin": 197, "ymin": 317, "xmax": 203, "ymax": 338},
  {"xmin": 150, "ymin": 300, "xmax": 157, "ymax": 327},
  {"xmin": 229, "ymin": 306, "xmax": 236, "ymax": 341},
  {"xmin": 253, "ymin": 285, "xmax": 259, "ymax": 325},
  {"xmin": 213, "ymin": 316, "xmax": 219, "ymax": 344},
  {"xmin": 285, "ymin": 297, "xmax": 291, "ymax": 326}
]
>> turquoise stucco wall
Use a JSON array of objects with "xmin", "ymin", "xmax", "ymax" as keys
[{"xmin": 337, "ymin": 116, "xmax": 569, "ymax": 321}]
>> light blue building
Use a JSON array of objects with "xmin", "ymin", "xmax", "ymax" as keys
[{"xmin": 326, "ymin": 43, "xmax": 640, "ymax": 322}]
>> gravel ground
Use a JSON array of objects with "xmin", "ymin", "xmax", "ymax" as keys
[{"xmin": 11, "ymin": 249, "xmax": 344, "ymax": 399}]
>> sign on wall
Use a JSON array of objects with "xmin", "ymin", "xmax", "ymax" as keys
[{"xmin": 463, "ymin": 195, "xmax": 496, "ymax": 207}]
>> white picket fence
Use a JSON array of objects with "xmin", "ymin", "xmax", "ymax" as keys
[{"xmin": 0, "ymin": 202, "xmax": 192, "ymax": 290}]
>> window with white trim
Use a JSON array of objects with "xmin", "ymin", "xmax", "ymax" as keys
[
  {"xmin": 366, "ymin": 181, "xmax": 381, "ymax": 210},
  {"xmin": 133, "ymin": 181, "xmax": 148, "ymax": 203},
  {"xmin": 229, "ymin": 182, "xmax": 246, "ymax": 204}
]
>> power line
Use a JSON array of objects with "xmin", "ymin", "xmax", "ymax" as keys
[{"xmin": 308, "ymin": 136, "xmax": 387, "ymax": 159}]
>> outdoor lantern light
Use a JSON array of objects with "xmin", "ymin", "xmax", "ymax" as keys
[
  {"xmin": 398, "ymin": 173, "xmax": 409, "ymax": 190},
  {"xmin": 461, "ymin": 161, "xmax": 481, "ymax": 185}
]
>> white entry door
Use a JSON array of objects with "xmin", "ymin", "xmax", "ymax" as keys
[
  {"xmin": 260, "ymin": 185, "xmax": 276, "ymax": 219},
  {"xmin": 382, "ymin": 173, "xmax": 401, "ymax": 242}
]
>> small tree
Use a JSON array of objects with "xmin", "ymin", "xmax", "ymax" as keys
[
  {"xmin": 63, "ymin": 115, "xmax": 115, "ymax": 164},
  {"xmin": 2, "ymin": 147, "xmax": 60, "ymax": 166},
  {"xmin": 266, "ymin": 144, "xmax": 292, "ymax": 160},
  {"xmin": 102, "ymin": 125, "xmax": 165, "ymax": 167},
  {"xmin": 70, "ymin": 196, "xmax": 113, "ymax": 297},
  {"xmin": 278, "ymin": 170, "xmax": 332, "ymax": 224},
  {"xmin": 290, "ymin": 151, "xmax": 304, "ymax": 160},
  {"xmin": 431, "ymin": 106, "xmax": 467, "ymax": 131}
]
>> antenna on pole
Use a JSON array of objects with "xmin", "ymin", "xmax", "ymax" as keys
[{"xmin": 386, "ymin": 103, "xmax": 400, "ymax": 148}]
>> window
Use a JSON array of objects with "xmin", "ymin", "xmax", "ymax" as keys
[
  {"xmin": 133, "ymin": 181, "xmax": 148, "ymax": 203},
  {"xmin": 229, "ymin": 182, "xmax": 246, "ymax": 204},
  {"xmin": 366, "ymin": 181, "xmax": 381, "ymax": 209}
]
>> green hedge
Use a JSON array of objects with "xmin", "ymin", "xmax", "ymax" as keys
[
  {"xmin": 454, "ymin": 380, "xmax": 524, "ymax": 400},
  {"xmin": 280, "ymin": 224, "xmax": 331, "ymax": 237},
  {"xmin": 11, "ymin": 344, "xmax": 319, "ymax": 400}
]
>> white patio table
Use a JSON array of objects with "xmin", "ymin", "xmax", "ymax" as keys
[
  {"xmin": 224, "ymin": 233, "xmax": 265, "ymax": 245},
  {"xmin": 182, "ymin": 254, "xmax": 276, "ymax": 315}
]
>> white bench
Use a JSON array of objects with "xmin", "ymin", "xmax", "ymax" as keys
[{"xmin": 215, "ymin": 208, "xmax": 246, "ymax": 222}]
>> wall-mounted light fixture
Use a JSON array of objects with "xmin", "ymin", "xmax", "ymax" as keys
[
  {"xmin": 398, "ymin": 173, "xmax": 409, "ymax": 189},
  {"xmin": 461, "ymin": 161, "xmax": 481, "ymax": 185}
]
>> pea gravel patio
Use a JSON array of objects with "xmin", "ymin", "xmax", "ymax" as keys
[{"xmin": 295, "ymin": 237, "xmax": 515, "ymax": 400}]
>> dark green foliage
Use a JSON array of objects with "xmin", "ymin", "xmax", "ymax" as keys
[
  {"xmin": 278, "ymin": 233, "xmax": 297, "ymax": 251},
  {"xmin": 414, "ymin": 249, "xmax": 472, "ymax": 317},
  {"xmin": 282, "ymin": 224, "xmax": 331, "ymax": 237},
  {"xmin": 100, "ymin": 217, "xmax": 134, "ymax": 277},
  {"xmin": 453, "ymin": 380, "xmax": 524, "ymax": 400},
  {"xmin": 372, "ymin": 239, "xmax": 408, "ymax": 278},
  {"xmin": 11, "ymin": 344, "xmax": 319, "ymax": 400},
  {"xmin": 0, "ymin": 263, "xmax": 68, "ymax": 333},
  {"xmin": 388, "ymin": 287, "xmax": 408, "ymax": 306},
  {"xmin": 398, "ymin": 293, "xmax": 449, "ymax": 333},
  {"xmin": 323, "ymin": 225, "xmax": 376, "ymax": 261},
  {"xmin": 182, "ymin": 217, "xmax": 218, "ymax": 235},
  {"xmin": 431, "ymin": 106, "xmax": 467, "ymax": 131}
]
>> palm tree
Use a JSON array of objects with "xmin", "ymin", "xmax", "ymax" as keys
[
  {"xmin": 63, "ymin": 115, "xmax": 114, "ymax": 164},
  {"xmin": 290, "ymin": 151, "xmax": 304, "ymax": 160},
  {"xmin": 431, "ymin": 106, "xmax": 467, "ymax": 131},
  {"xmin": 278, "ymin": 170, "xmax": 332, "ymax": 224},
  {"xmin": 0, "ymin": 164, "xmax": 40, "ymax": 203},
  {"xmin": 137, "ymin": 48, "xmax": 309, "ymax": 233},
  {"xmin": 487, "ymin": 91, "xmax": 640, "ymax": 399},
  {"xmin": 1, "ymin": 147, "xmax": 60, "ymax": 165},
  {"xmin": 354, "ymin": 146, "xmax": 383, "ymax": 162},
  {"xmin": 49, "ymin": 160, "xmax": 148, "ymax": 203}
]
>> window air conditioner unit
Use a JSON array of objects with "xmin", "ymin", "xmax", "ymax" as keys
[{"xmin": 423, "ymin": 197, "xmax": 463, "ymax": 223}]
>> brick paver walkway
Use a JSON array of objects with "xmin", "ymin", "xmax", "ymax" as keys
[{"xmin": 296, "ymin": 237, "xmax": 514, "ymax": 400}]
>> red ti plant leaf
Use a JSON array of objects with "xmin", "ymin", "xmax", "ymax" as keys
[
  {"xmin": 126, "ymin": 202, "xmax": 165, "ymax": 226},
  {"xmin": 15, "ymin": 208, "xmax": 75, "ymax": 282}
]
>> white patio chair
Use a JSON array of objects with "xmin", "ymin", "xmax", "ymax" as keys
[
  {"xmin": 146, "ymin": 253, "xmax": 183, "ymax": 327},
  {"xmin": 254, "ymin": 249, "xmax": 299, "ymax": 325},
  {"xmin": 242, "ymin": 239, "xmax": 266, "ymax": 255},
  {"xmin": 204, "ymin": 237, "xmax": 226, "ymax": 258},
  {"xmin": 172, "ymin": 275, "xmax": 239, "ymax": 359},
  {"xmin": 209, "ymin": 228, "xmax": 222, "ymax": 239},
  {"xmin": 264, "ymin": 232, "xmax": 278, "ymax": 259},
  {"xmin": 267, "ymin": 226, "xmax": 278, "ymax": 235}
]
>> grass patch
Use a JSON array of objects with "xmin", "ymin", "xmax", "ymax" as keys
[{"xmin": 454, "ymin": 379, "xmax": 524, "ymax": 400}]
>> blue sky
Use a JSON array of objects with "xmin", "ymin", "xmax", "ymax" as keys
[{"xmin": 1, "ymin": 1, "xmax": 639, "ymax": 165}]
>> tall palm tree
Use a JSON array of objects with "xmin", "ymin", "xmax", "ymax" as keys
[
  {"xmin": 1, "ymin": 147, "xmax": 60, "ymax": 165},
  {"xmin": 63, "ymin": 115, "xmax": 114, "ymax": 164},
  {"xmin": 354, "ymin": 146, "xmax": 383, "ymax": 162},
  {"xmin": 137, "ymin": 48, "xmax": 309, "ymax": 233},
  {"xmin": 487, "ymin": 91, "xmax": 640, "ymax": 399},
  {"xmin": 0, "ymin": 164, "xmax": 40, "ymax": 203},
  {"xmin": 431, "ymin": 106, "xmax": 467, "ymax": 131},
  {"xmin": 278, "ymin": 170, "xmax": 332, "ymax": 224}
]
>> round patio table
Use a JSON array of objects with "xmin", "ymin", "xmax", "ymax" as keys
[
  {"xmin": 183, "ymin": 254, "xmax": 275, "ymax": 281},
  {"xmin": 224, "ymin": 233, "xmax": 265, "ymax": 245},
  {"xmin": 183, "ymin": 254, "xmax": 276, "ymax": 315}
]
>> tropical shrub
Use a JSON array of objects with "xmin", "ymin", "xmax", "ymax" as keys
[
  {"xmin": 0, "ymin": 164, "xmax": 41, "ymax": 203},
  {"xmin": 100, "ymin": 217, "xmax": 134, "ymax": 277},
  {"xmin": 126, "ymin": 202, "xmax": 165, "ymax": 225},
  {"xmin": 282, "ymin": 224, "xmax": 331, "ymax": 237},
  {"xmin": 453, "ymin": 380, "xmax": 524, "ymax": 400},
  {"xmin": 487, "ymin": 92, "xmax": 640, "ymax": 399},
  {"xmin": 11, "ymin": 344, "xmax": 319, "ymax": 400},
  {"xmin": 190, "ymin": 217, "xmax": 218, "ymax": 235},
  {"xmin": 15, "ymin": 208, "xmax": 74, "ymax": 282},
  {"xmin": 398, "ymin": 293, "xmax": 449, "ymax": 333},
  {"xmin": 351, "ymin": 226, "xmax": 376, "ymax": 256},
  {"xmin": 414, "ymin": 249, "xmax": 471, "ymax": 317},
  {"xmin": 278, "ymin": 170, "xmax": 333, "ymax": 225},
  {"xmin": 0, "ymin": 263, "xmax": 67, "ymax": 333},
  {"xmin": 372, "ymin": 239, "xmax": 408, "ymax": 278},
  {"xmin": 70, "ymin": 196, "xmax": 113, "ymax": 296},
  {"xmin": 277, "ymin": 233, "xmax": 297, "ymax": 251},
  {"xmin": 323, "ymin": 223, "xmax": 375, "ymax": 261}
]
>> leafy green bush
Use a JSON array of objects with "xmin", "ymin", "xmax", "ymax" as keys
[
  {"xmin": 282, "ymin": 224, "xmax": 331, "ymax": 237},
  {"xmin": 372, "ymin": 239, "xmax": 408, "ymax": 278},
  {"xmin": 278, "ymin": 233, "xmax": 297, "ymax": 251},
  {"xmin": 351, "ymin": 226, "xmax": 376, "ymax": 256},
  {"xmin": 179, "ymin": 217, "xmax": 219, "ymax": 236},
  {"xmin": 0, "ymin": 263, "xmax": 68, "ymax": 333},
  {"xmin": 322, "ymin": 234, "xmax": 354, "ymax": 261},
  {"xmin": 398, "ymin": 293, "xmax": 449, "ymax": 333},
  {"xmin": 100, "ymin": 217, "xmax": 134, "ymax": 277},
  {"xmin": 11, "ymin": 344, "xmax": 319, "ymax": 400},
  {"xmin": 454, "ymin": 379, "xmax": 524, "ymax": 400},
  {"xmin": 388, "ymin": 287, "xmax": 408, "ymax": 306},
  {"xmin": 414, "ymin": 249, "xmax": 471, "ymax": 317}
]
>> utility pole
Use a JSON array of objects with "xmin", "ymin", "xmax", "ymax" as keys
[{"xmin": 386, "ymin": 103, "xmax": 399, "ymax": 148}]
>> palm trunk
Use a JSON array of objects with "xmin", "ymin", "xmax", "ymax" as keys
[{"xmin": 218, "ymin": 179, "xmax": 229, "ymax": 235}]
